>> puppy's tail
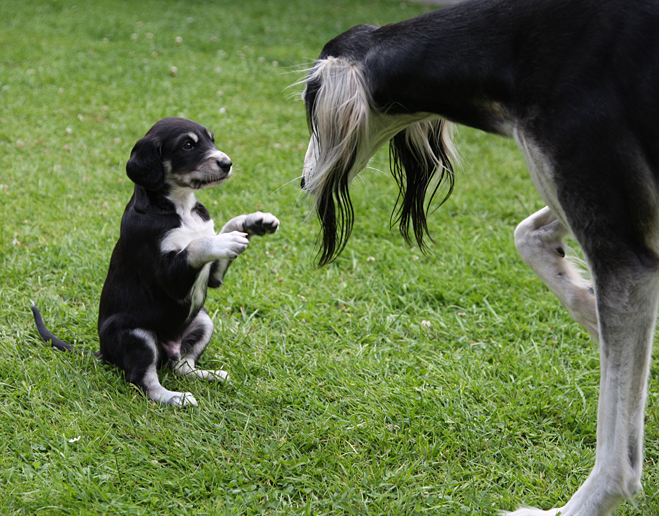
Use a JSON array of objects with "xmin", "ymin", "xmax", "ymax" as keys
[{"xmin": 30, "ymin": 302, "xmax": 98, "ymax": 356}]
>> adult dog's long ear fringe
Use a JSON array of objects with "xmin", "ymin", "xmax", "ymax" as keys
[
  {"xmin": 305, "ymin": 57, "xmax": 370, "ymax": 266},
  {"xmin": 315, "ymin": 162, "xmax": 355, "ymax": 267},
  {"xmin": 389, "ymin": 119, "xmax": 457, "ymax": 252}
]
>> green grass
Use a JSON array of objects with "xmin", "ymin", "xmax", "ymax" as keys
[{"xmin": 1, "ymin": 0, "xmax": 658, "ymax": 514}]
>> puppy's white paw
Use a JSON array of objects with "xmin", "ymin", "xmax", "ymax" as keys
[
  {"xmin": 244, "ymin": 212, "xmax": 280, "ymax": 236},
  {"xmin": 166, "ymin": 392, "xmax": 198, "ymax": 407},
  {"xmin": 188, "ymin": 369, "xmax": 229, "ymax": 381},
  {"xmin": 206, "ymin": 369, "xmax": 229, "ymax": 382},
  {"xmin": 213, "ymin": 231, "xmax": 249, "ymax": 259}
]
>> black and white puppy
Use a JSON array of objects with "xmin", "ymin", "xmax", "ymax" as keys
[{"xmin": 32, "ymin": 117, "xmax": 279, "ymax": 407}]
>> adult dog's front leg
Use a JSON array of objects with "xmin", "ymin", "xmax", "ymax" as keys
[
  {"xmin": 514, "ymin": 206, "xmax": 599, "ymax": 339},
  {"xmin": 507, "ymin": 264, "xmax": 659, "ymax": 516},
  {"xmin": 511, "ymin": 205, "xmax": 659, "ymax": 515}
]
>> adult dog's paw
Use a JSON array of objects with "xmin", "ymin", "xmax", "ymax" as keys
[{"xmin": 243, "ymin": 212, "xmax": 280, "ymax": 236}]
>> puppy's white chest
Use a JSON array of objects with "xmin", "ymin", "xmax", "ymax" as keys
[
  {"xmin": 159, "ymin": 192, "xmax": 216, "ymax": 314},
  {"xmin": 161, "ymin": 215, "xmax": 215, "ymax": 253},
  {"xmin": 160, "ymin": 194, "xmax": 216, "ymax": 254}
]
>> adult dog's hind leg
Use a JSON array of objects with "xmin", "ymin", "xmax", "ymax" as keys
[
  {"xmin": 563, "ymin": 264, "xmax": 658, "ymax": 514},
  {"xmin": 170, "ymin": 310, "xmax": 228, "ymax": 382},
  {"xmin": 515, "ymin": 206, "xmax": 599, "ymax": 339}
]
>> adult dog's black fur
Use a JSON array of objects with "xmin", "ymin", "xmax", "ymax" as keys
[
  {"xmin": 301, "ymin": 0, "xmax": 659, "ymax": 514},
  {"xmin": 33, "ymin": 117, "xmax": 279, "ymax": 407}
]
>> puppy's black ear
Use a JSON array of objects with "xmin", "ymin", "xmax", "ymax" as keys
[{"xmin": 126, "ymin": 136, "xmax": 165, "ymax": 190}]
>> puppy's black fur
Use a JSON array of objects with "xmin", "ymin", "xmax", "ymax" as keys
[{"xmin": 33, "ymin": 117, "xmax": 279, "ymax": 406}]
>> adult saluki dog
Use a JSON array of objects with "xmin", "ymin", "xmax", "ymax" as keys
[{"xmin": 300, "ymin": 0, "xmax": 659, "ymax": 514}]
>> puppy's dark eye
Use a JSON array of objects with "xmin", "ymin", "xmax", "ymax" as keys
[{"xmin": 182, "ymin": 141, "xmax": 194, "ymax": 150}]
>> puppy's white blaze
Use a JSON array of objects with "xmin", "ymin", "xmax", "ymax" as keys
[{"xmin": 192, "ymin": 149, "xmax": 232, "ymax": 184}]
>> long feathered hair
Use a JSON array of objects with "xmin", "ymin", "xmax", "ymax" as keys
[{"xmin": 303, "ymin": 56, "xmax": 458, "ymax": 266}]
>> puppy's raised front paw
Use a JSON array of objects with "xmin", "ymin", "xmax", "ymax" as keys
[
  {"xmin": 244, "ymin": 212, "xmax": 280, "ymax": 236},
  {"xmin": 214, "ymin": 231, "xmax": 249, "ymax": 259}
]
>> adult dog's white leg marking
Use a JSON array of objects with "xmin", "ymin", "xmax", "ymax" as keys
[
  {"xmin": 133, "ymin": 329, "xmax": 197, "ymax": 407},
  {"xmin": 170, "ymin": 311, "xmax": 229, "ymax": 382},
  {"xmin": 507, "ymin": 268, "xmax": 659, "ymax": 515},
  {"xmin": 515, "ymin": 207, "xmax": 599, "ymax": 339},
  {"xmin": 508, "ymin": 139, "xmax": 659, "ymax": 515},
  {"xmin": 514, "ymin": 133, "xmax": 599, "ymax": 340}
]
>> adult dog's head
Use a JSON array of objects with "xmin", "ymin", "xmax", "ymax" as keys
[
  {"xmin": 126, "ymin": 117, "xmax": 233, "ymax": 192},
  {"xmin": 301, "ymin": 28, "xmax": 457, "ymax": 266}
]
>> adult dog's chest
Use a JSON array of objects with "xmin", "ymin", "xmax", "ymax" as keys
[{"xmin": 160, "ymin": 193, "xmax": 216, "ymax": 309}]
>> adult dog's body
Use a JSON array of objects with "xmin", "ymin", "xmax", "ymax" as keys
[
  {"xmin": 301, "ymin": 0, "xmax": 659, "ymax": 514},
  {"xmin": 33, "ymin": 117, "xmax": 279, "ymax": 407}
]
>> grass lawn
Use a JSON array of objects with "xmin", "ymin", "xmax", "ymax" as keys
[{"xmin": 1, "ymin": 0, "xmax": 658, "ymax": 514}]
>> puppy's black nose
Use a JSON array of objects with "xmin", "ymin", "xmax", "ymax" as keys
[{"xmin": 218, "ymin": 158, "xmax": 232, "ymax": 173}]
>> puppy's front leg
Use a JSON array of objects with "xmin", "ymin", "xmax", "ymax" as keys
[
  {"xmin": 185, "ymin": 231, "xmax": 249, "ymax": 269},
  {"xmin": 220, "ymin": 212, "xmax": 280, "ymax": 239},
  {"xmin": 209, "ymin": 212, "xmax": 280, "ymax": 287}
]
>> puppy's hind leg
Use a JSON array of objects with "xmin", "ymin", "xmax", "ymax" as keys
[
  {"xmin": 170, "ymin": 310, "xmax": 229, "ymax": 382},
  {"xmin": 514, "ymin": 206, "xmax": 599, "ymax": 339},
  {"xmin": 105, "ymin": 325, "xmax": 198, "ymax": 407}
]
